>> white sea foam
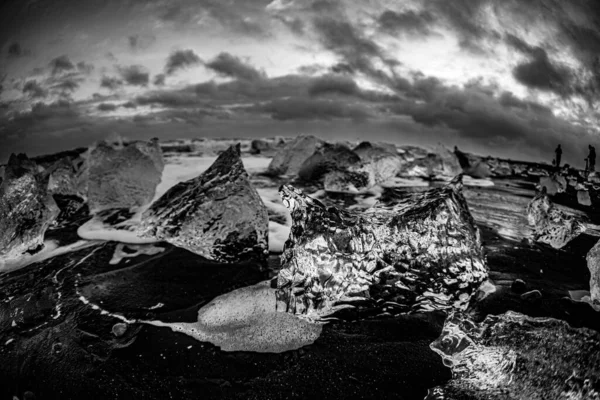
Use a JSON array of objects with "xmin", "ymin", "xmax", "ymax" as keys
[
  {"xmin": 77, "ymin": 216, "xmax": 158, "ymax": 244},
  {"xmin": 0, "ymin": 240, "xmax": 98, "ymax": 275}
]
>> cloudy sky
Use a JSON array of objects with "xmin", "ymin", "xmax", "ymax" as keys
[{"xmin": 1, "ymin": 0, "xmax": 600, "ymax": 165}]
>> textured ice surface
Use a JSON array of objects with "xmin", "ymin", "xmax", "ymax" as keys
[
  {"xmin": 139, "ymin": 144, "xmax": 269, "ymax": 263},
  {"xmin": 276, "ymin": 175, "xmax": 488, "ymax": 320},
  {"xmin": 527, "ymin": 189, "xmax": 586, "ymax": 249},
  {"xmin": 0, "ymin": 154, "xmax": 60, "ymax": 260},
  {"xmin": 77, "ymin": 209, "xmax": 158, "ymax": 244},
  {"xmin": 78, "ymin": 139, "xmax": 164, "ymax": 211},
  {"xmin": 267, "ymin": 135, "xmax": 323, "ymax": 176},
  {"xmin": 429, "ymin": 311, "xmax": 600, "ymax": 399},
  {"xmin": 539, "ymin": 174, "xmax": 567, "ymax": 195},
  {"xmin": 46, "ymin": 156, "xmax": 81, "ymax": 196},
  {"xmin": 586, "ymin": 240, "xmax": 600, "ymax": 306},
  {"xmin": 400, "ymin": 145, "xmax": 463, "ymax": 179},
  {"xmin": 298, "ymin": 142, "xmax": 361, "ymax": 181}
]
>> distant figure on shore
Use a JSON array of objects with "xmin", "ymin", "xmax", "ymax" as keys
[
  {"xmin": 453, "ymin": 145, "xmax": 470, "ymax": 169},
  {"xmin": 589, "ymin": 145, "xmax": 596, "ymax": 172},
  {"xmin": 554, "ymin": 145, "xmax": 562, "ymax": 169}
]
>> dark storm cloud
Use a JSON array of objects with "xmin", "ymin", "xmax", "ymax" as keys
[
  {"xmin": 275, "ymin": 16, "xmax": 305, "ymax": 35},
  {"xmin": 385, "ymin": 76, "xmax": 589, "ymax": 160},
  {"xmin": 49, "ymin": 55, "xmax": 75, "ymax": 76},
  {"xmin": 153, "ymin": 73, "xmax": 166, "ymax": 86},
  {"xmin": 117, "ymin": 65, "xmax": 150, "ymax": 86},
  {"xmin": 512, "ymin": 50, "xmax": 571, "ymax": 95},
  {"xmin": 97, "ymin": 103, "xmax": 118, "ymax": 111},
  {"xmin": 312, "ymin": 16, "xmax": 399, "ymax": 87},
  {"xmin": 205, "ymin": 52, "xmax": 265, "ymax": 81},
  {"xmin": 7, "ymin": 42, "xmax": 23, "ymax": 57},
  {"xmin": 136, "ymin": 91, "xmax": 205, "ymax": 107},
  {"xmin": 506, "ymin": 35, "xmax": 572, "ymax": 95},
  {"xmin": 164, "ymin": 49, "xmax": 202, "ymax": 75},
  {"xmin": 23, "ymin": 80, "xmax": 47, "ymax": 98},
  {"xmin": 423, "ymin": 0, "xmax": 496, "ymax": 52},
  {"xmin": 308, "ymin": 74, "xmax": 359, "ymax": 97},
  {"xmin": 122, "ymin": 101, "xmax": 137, "ymax": 109},
  {"xmin": 128, "ymin": 34, "xmax": 155, "ymax": 51},
  {"xmin": 100, "ymin": 76, "xmax": 124, "ymax": 90},
  {"xmin": 0, "ymin": 100, "xmax": 80, "ymax": 138},
  {"xmin": 157, "ymin": 0, "xmax": 267, "ymax": 36},
  {"xmin": 76, "ymin": 61, "xmax": 94, "ymax": 75},
  {"xmin": 50, "ymin": 77, "xmax": 81, "ymax": 94},
  {"xmin": 378, "ymin": 9, "xmax": 435, "ymax": 36},
  {"xmin": 252, "ymin": 97, "xmax": 371, "ymax": 121}
]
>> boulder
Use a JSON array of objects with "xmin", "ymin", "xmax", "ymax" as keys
[
  {"xmin": 267, "ymin": 135, "xmax": 324, "ymax": 176},
  {"xmin": 0, "ymin": 154, "xmax": 60, "ymax": 259},
  {"xmin": 429, "ymin": 311, "xmax": 600, "ymax": 399},
  {"xmin": 585, "ymin": 240, "xmax": 600, "ymax": 306},
  {"xmin": 577, "ymin": 190, "xmax": 592, "ymax": 206},
  {"xmin": 138, "ymin": 144, "xmax": 269, "ymax": 263},
  {"xmin": 79, "ymin": 139, "xmax": 164, "ymax": 211},
  {"xmin": 297, "ymin": 142, "xmax": 361, "ymax": 181},
  {"xmin": 526, "ymin": 188, "xmax": 585, "ymax": 249},
  {"xmin": 276, "ymin": 175, "xmax": 488, "ymax": 320}
]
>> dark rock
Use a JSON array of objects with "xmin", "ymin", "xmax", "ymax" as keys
[
  {"xmin": 298, "ymin": 142, "xmax": 361, "ymax": 181},
  {"xmin": 510, "ymin": 279, "xmax": 526, "ymax": 294},
  {"xmin": 430, "ymin": 311, "xmax": 600, "ymax": 399},
  {"xmin": 267, "ymin": 135, "xmax": 324, "ymax": 176},
  {"xmin": 138, "ymin": 144, "xmax": 269, "ymax": 263},
  {"xmin": 0, "ymin": 154, "xmax": 60, "ymax": 259},
  {"xmin": 78, "ymin": 139, "xmax": 164, "ymax": 211},
  {"xmin": 526, "ymin": 188, "xmax": 586, "ymax": 249},
  {"xmin": 276, "ymin": 175, "xmax": 488, "ymax": 319},
  {"xmin": 520, "ymin": 289, "xmax": 542, "ymax": 301}
]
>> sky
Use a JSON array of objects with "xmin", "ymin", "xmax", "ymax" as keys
[{"xmin": 1, "ymin": 0, "xmax": 600, "ymax": 166}]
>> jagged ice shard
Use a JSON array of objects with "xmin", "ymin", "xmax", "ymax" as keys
[
  {"xmin": 428, "ymin": 311, "xmax": 600, "ymax": 399},
  {"xmin": 276, "ymin": 175, "xmax": 488, "ymax": 320},
  {"xmin": 138, "ymin": 144, "xmax": 269, "ymax": 263},
  {"xmin": 77, "ymin": 139, "xmax": 164, "ymax": 211},
  {"xmin": 0, "ymin": 154, "xmax": 60, "ymax": 260},
  {"xmin": 526, "ymin": 188, "xmax": 586, "ymax": 249}
]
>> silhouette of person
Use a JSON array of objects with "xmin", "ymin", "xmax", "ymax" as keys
[
  {"xmin": 453, "ymin": 145, "xmax": 470, "ymax": 169},
  {"xmin": 589, "ymin": 145, "xmax": 596, "ymax": 172},
  {"xmin": 555, "ymin": 145, "xmax": 562, "ymax": 168}
]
